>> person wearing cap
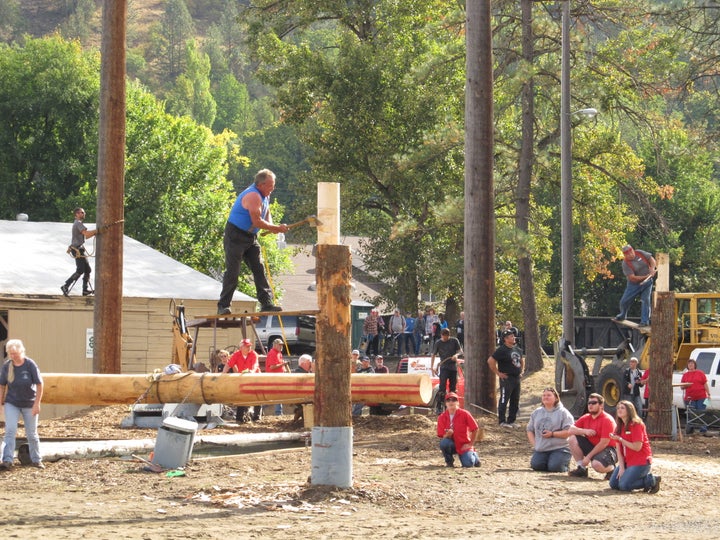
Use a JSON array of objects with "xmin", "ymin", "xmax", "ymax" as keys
[
  {"xmin": 496, "ymin": 320, "xmax": 519, "ymax": 345},
  {"xmin": 388, "ymin": 309, "xmax": 406, "ymax": 355},
  {"xmin": 487, "ymin": 329, "xmax": 524, "ymax": 428},
  {"xmin": 615, "ymin": 244, "xmax": 657, "ymax": 328},
  {"xmin": 436, "ymin": 392, "xmax": 481, "ymax": 468},
  {"xmin": 431, "ymin": 328, "xmax": 463, "ymax": 413},
  {"xmin": 374, "ymin": 355, "xmax": 389, "ymax": 374},
  {"xmin": 265, "ymin": 339, "xmax": 287, "ymax": 416},
  {"xmin": 352, "ymin": 356, "xmax": 375, "ymax": 416},
  {"xmin": 222, "ymin": 338, "xmax": 262, "ymax": 423},
  {"xmin": 623, "ymin": 357, "xmax": 644, "ymax": 415},
  {"xmin": 351, "ymin": 349, "xmax": 361, "ymax": 368}
]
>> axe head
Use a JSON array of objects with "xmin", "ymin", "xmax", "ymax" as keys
[{"xmin": 305, "ymin": 215, "xmax": 322, "ymax": 228}]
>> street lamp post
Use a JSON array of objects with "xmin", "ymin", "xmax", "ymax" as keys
[
  {"xmin": 560, "ymin": 0, "xmax": 573, "ymax": 345},
  {"xmin": 560, "ymin": 0, "xmax": 597, "ymax": 346}
]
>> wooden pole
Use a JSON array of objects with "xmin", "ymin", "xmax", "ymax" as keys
[
  {"xmin": 40, "ymin": 372, "xmax": 431, "ymax": 406},
  {"xmin": 647, "ymin": 291, "xmax": 674, "ymax": 436},
  {"xmin": 94, "ymin": 0, "xmax": 126, "ymax": 373},
  {"xmin": 311, "ymin": 182, "xmax": 353, "ymax": 487},
  {"xmin": 314, "ymin": 244, "xmax": 353, "ymax": 425}
]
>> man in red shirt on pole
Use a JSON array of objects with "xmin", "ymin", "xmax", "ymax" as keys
[
  {"xmin": 436, "ymin": 392, "xmax": 480, "ymax": 468},
  {"xmin": 567, "ymin": 393, "xmax": 618, "ymax": 478},
  {"xmin": 223, "ymin": 338, "xmax": 261, "ymax": 423}
]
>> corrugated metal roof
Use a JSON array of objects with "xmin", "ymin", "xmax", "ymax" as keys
[{"xmin": 0, "ymin": 219, "xmax": 254, "ymax": 302}]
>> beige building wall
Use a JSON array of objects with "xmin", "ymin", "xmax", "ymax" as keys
[{"xmin": 1, "ymin": 297, "xmax": 252, "ymax": 419}]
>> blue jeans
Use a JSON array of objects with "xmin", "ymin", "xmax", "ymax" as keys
[
  {"xmin": 403, "ymin": 334, "xmax": 415, "ymax": 355},
  {"xmin": 352, "ymin": 403, "xmax": 364, "ymax": 416},
  {"xmin": 3, "ymin": 402, "xmax": 41, "ymax": 464},
  {"xmin": 687, "ymin": 399, "xmax": 708, "ymax": 433},
  {"xmin": 439, "ymin": 438, "xmax": 480, "ymax": 467},
  {"xmin": 531, "ymin": 448, "xmax": 571, "ymax": 472},
  {"xmin": 274, "ymin": 404, "xmax": 283, "ymax": 416},
  {"xmin": 618, "ymin": 279, "xmax": 653, "ymax": 325},
  {"xmin": 414, "ymin": 333, "xmax": 423, "ymax": 355},
  {"xmin": 609, "ymin": 463, "xmax": 654, "ymax": 491}
]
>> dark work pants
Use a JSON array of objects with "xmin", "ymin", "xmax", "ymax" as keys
[
  {"xmin": 498, "ymin": 375, "xmax": 521, "ymax": 424},
  {"xmin": 218, "ymin": 222, "xmax": 273, "ymax": 309},
  {"xmin": 66, "ymin": 247, "xmax": 92, "ymax": 291},
  {"xmin": 439, "ymin": 368, "xmax": 458, "ymax": 396}
]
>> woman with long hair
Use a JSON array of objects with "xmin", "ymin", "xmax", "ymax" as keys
[
  {"xmin": 608, "ymin": 400, "xmax": 660, "ymax": 493},
  {"xmin": 526, "ymin": 387, "xmax": 575, "ymax": 472}
]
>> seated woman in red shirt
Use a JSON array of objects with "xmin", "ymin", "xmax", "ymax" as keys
[{"xmin": 608, "ymin": 400, "xmax": 661, "ymax": 493}]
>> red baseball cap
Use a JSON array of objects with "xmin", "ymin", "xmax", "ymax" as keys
[
  {"xmin": 240, "ymin": 338, "xmax": 253, "ymax": 346},
  {"xmin": 445, "ymin": 392, "xmax": 459, "ymax": 401}
]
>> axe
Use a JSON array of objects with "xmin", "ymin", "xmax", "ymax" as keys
[{"xmin": 260, "ymin": 215, "xmax": 322, "ymax": 236}]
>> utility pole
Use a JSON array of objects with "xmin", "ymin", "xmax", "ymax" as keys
[
  {"xmin": 94, "ymin": 0, "xmax": 126, "ymax": 373},
  {"xmin": 560, "ymin": 0, "xmax": 574, "ymax": 346}
]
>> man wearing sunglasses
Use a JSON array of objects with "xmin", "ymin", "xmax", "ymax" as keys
[
  {"xmin": 436, "ymin": 392, "xmax": 481, "ymax": 468},
  {"xmin": 567, "ymin": 393, "xmax": 618, "ymax": 478}
]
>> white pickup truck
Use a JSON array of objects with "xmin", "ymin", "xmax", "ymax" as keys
[{"xmin": 672, "ymin": 348, "xmax": 720, "ymax": 409}]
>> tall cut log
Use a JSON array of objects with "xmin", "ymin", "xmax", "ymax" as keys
[{"xmin": 647, "ymin": 291, "xmax": 674, "ymax": 436}]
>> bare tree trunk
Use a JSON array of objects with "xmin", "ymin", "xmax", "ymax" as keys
[
  {"xmin": 517, "ymin": 0, "xmax": 543, "ymax": 372},
  {"xmin": 94, "ymin": 0, "xmax": 126, "ymax": 374},
  {"xmin": 464, "ymin": 0, "xmax": 496, "ymax": 411},
  {"xmin": 647, "ymin": 292, "xmax": 674, "ymax": 436}
]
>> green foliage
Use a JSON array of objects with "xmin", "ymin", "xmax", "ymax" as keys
[
  {"xmin": 166, "ymin": 39, "xmax": 217, "ymax": 127},
  {"xmin": 241, "ymin": 124, "xmax": 312, "ymax": 218},
  {"xmin": 0, "ymin": 36, "xmax": 100, "ymax": 220},
  {"xmin": 244, "ymin": 0, "xmax": 466, "ymax": 312},
  {"xmin": 124, "ymin": 81, "xmax": 231, "ymax": 275},
  {"xmin": 0, "ymin": 0, "xmax": 21, "ymax": 42},
  {"xmin": 156, "ymin": 0, "xmax": 195, "ymax": 80},
  {"xmin": 212, "ymin": 73, "xmax": 251, "ymax": 134},
  {"xmin": 59, "ymin": 0, "xmax": 96, "ymax": 45}
]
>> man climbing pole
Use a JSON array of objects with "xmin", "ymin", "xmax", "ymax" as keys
[{"xmin": 61, "ymin": 207, "xmax": 97, "ymax": 297}]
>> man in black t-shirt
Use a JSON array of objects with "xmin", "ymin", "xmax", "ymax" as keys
[
  {"xmin": 431, "ymin": 328, "xmax": 463, "ymax": 412},
  {"xmin": 488, "ymin": 330, "xmax": 524, "ymax": 427}
]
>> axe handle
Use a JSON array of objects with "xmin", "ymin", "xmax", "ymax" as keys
[{"xmin": 260, "ymin": 217, "xmax": 309, "ymax": 236}]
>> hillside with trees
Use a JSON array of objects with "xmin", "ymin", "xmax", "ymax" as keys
[{"xmin": 1, "ymin": 0, "xmax": 719, "ymax": 355}]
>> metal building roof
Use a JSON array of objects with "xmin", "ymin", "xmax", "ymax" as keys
[{"xmin": 0, "ymin": 219, "xmax": 254, "ymax": 302}]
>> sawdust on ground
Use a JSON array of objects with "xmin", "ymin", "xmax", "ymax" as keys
[{"xmin": 1, "ymin": 362, "xmax": 719, "ymax": 539}]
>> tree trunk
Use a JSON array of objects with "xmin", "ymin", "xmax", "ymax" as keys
[
  {"xmin": 464, "ymin": 0, "xmax": 496, "ymax": 412},
  {"xmin": 517, "ymin": 0, "xmax": 543, "ymax": 373},
  {"xmin": 647, "ymin": 291, "xmax": 674, "ymax": 437},
  {"xmin": 94, "ymin": 0, "xmax": 126, "ymax": 374}
]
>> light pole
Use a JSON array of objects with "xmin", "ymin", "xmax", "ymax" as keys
[{"xmin": 560, "ymin": 0, "xmax": 596, "ymax": 346}]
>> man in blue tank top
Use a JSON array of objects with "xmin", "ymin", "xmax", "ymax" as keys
[{"xmin": 217, "ymin": 169, "xmax": 289, "ymax": 314}]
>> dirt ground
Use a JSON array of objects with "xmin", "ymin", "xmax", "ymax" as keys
[{"xmin": 1, "ymin": 364, "xmax": 719, "ymax": 539}]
